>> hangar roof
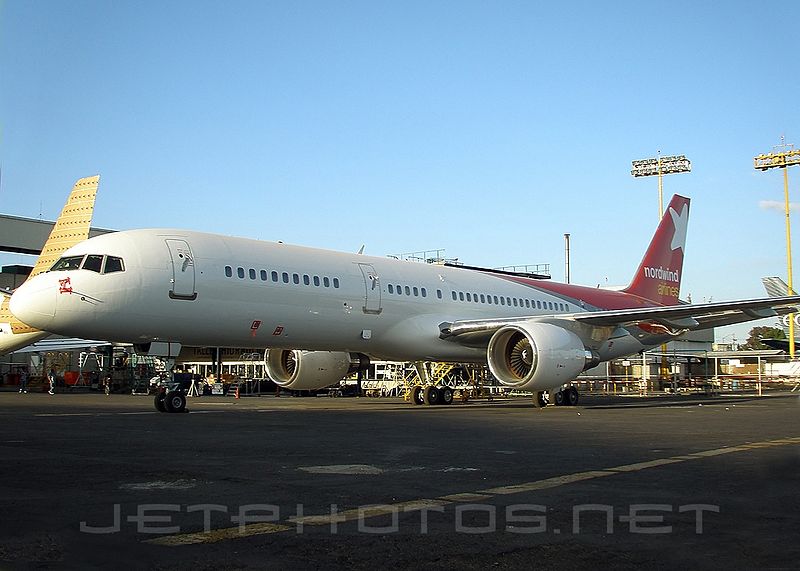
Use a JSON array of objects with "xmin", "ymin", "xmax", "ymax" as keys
[{"xmin": 0, "ymin": 214, "xmax": 113, "ymax": 255}]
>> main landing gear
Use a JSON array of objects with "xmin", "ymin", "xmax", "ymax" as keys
[
  {"xmin": 535, "ymin": 386, "xmax": 579, "ymax": 408},
  {"xmin": 410, "ymin": 385, "xmax": 455, "ymax": 406}
]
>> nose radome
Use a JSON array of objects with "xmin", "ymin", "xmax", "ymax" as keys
[{"xmin": 9, "ymin": 277, "xmax": 57, "ymax": 329}]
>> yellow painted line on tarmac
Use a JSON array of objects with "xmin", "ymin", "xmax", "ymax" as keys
[
  {"xmin": 438, "ymin": 493, "xmax": 493, "ymax": 502},
  {"xmin": 477, "ymin": 470, "xmax": 614, "ymax": 496},
  {"xmin": 287, "ymin": 499, "xmax": 450, "ymax": 527},
  {"xmin": 606, "ymin": 458, "xmax": 686, "ymax": 472},
  {"xmin": 740, "ymin": 441, "xmax": 784, "ymax": 449},
  {"xmin": 148, "ymin": 435, "xmax": 800, "ymax": 546},
  {"xmin": 146, "ymin": 522, "xmax": 292, "ymax": 546},
  {"xmin": 687, "ymin": 446, "xmax": 752, "ymax": 457}
]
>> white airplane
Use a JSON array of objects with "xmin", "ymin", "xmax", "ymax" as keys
[
  {"xmin": 10, "ymin": 194, "xmax": 800, "ymax": 412},
  {"xmin": 0, "ymin": 176, "xmax": 100, "ymax": 354}
]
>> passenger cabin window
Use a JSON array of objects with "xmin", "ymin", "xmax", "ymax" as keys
[
  {"xmin": 249, "ymin": 269, "xmax": 256, "ymax": 280},
  {"xmin": 225, "ymin": 266, "xmax": 233, "ymax": 277}
]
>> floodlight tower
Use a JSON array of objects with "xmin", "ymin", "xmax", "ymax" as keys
[
  {"xmin": 754, "ymin": 137, "xmax": 800, "ymax": 359},
  {"xmin": 631, "ymin": 153, "xmax": 691, "ymax": 383},
  {"xmin": 631, "ymin": 153, "xmax": 692, "ymax": 217}
]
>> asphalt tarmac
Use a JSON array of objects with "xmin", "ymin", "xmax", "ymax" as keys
[{"xmin": 1, "ymin": 390, "xmax": 799, "ymax": 570}]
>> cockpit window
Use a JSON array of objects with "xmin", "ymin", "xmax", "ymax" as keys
[
  {"xmin": 50, "ymin": 256, "xmax": 85, "ymax": 271},
  {"xmin": 49, "ymin": 254, "xmax": 125, "ymax": 274},
  {"xmin": 82, "ymin": 255, "xmax": 104, "ymax": 273},
  {"xmin": 103, "ymin": 256, "xmax": 125, "ymax": 274}
]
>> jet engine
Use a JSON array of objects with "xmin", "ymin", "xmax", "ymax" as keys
[
  {"xmin": 264, "ymin": 349, "xmax": 369, "ymax": 391},
  {"xmin": 486, "ymin": 322, "xmax": 590, "ymax": 392}
]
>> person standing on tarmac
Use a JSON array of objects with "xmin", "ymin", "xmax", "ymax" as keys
[
  {"xmin": 18, "ymin": 369, "xmax": 28, "ymax": 394},
  {"xmin": 48, "ymin": 368, "xmax": 56, "ymax": 395}
]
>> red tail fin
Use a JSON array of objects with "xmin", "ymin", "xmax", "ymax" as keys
[{"xmin": 623, "ymin": 195, "xmax": 690, "ymax": 305}]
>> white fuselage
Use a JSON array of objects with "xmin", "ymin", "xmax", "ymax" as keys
[{"xmin": 10, "ymin": 229, "xmax": 659, "ymax": 363}]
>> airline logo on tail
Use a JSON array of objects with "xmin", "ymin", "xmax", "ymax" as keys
[{"xmin": 624, "ymin": 195, "xmax": 690, "ymax": 305}]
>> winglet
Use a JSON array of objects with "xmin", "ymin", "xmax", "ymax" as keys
[{"xmin": 622, "ymin": 195, "xmax": 690, "ymax": 305}]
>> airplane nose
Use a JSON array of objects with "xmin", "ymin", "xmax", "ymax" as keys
[{"xmin": 9, "ymin": 278, "xmax": 57, "ymax": 329}]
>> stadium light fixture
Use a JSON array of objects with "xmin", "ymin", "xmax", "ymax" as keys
[
  {"xmin": 632, "ymin": 153, "xmax": 691, "ymax": 382},
  {"xmin": 754, "ymin": 137, "xmax": 799, "ymax": 359},
  {"xmin": 631, "ymin": 154, "xmax": 692, "ymax": 218}
]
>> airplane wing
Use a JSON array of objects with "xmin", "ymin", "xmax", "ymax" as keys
[
  {"xmin": 439, "ymin": 295, "xmax": 800, "ymax": 344},
  {"xmin": 758, "ymin": 338, "xmax": 791, "ymax": 351}
]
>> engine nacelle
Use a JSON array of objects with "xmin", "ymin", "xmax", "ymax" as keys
[
  {"xmin": 487, "ymin": 322, "xmax": 589, "ymax": 392},
  {"xmin": 264, "ymin": 349, "xmax": 369, "ymax": 391}
]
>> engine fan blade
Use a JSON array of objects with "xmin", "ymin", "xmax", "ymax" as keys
[{"xmin": 507, "ymin": 334, "xmax": 533, "ymax": 379}]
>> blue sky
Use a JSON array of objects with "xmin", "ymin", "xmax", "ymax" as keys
[{"xmin": 1, "ymin": 1, "xmax": 798, "ymax": 343}]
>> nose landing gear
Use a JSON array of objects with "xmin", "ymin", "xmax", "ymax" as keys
[{"xmin": 154, "ymin": 386, "xmax": 188, "ymax": 413}]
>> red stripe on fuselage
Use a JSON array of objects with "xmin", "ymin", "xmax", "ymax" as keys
[{"xmin": 494, "ymin": 274, "xmax": 666, "ymax": 310}]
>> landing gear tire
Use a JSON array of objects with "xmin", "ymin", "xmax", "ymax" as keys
[
  {"xmin": 535, "ymin": 391, "xmax": 549, "ymax": 408},
  {"xmin": 411, "ymin": 386, "xmax": 425, "ymax": 405},
  {"xmin": 554, "ymin": 390, "xmax": 566, "ymax": 406},
  {"xmin": 154, "ymin": 391, "xmax": 167, "ymax": 413},
  {"xmin": 165, "ymin": 391, "xmax": 187, "ymax": 413},
  {"xmin": 440, "ymin": 387, "xmax": 454, "ymax": 405},
  {"xmin": 423, "ymin": 386, "xmax": 441, "ymax": 405},
  {"xmin": 566, "ymin": 386, "xmax": 579, "ymax": 406}
]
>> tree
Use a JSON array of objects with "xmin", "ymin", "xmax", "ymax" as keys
[{"xmin": 740, "ymin": 326, "xmax": 786, "ymax": 350}]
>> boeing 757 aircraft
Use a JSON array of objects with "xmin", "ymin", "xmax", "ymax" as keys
[{"xmin": 10, "ymin": 194, "xmax": 800, "ymax": 412}]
